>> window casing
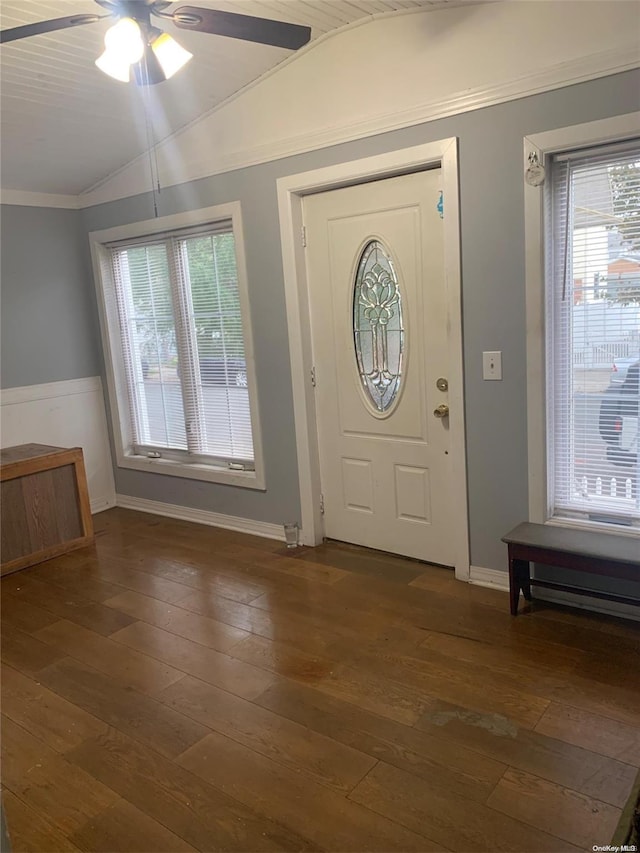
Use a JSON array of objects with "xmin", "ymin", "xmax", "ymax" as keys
[
  {"xmin": 91, "ymin": 203, "xmax": 264, "ymax": 489},
  {"xmin": 535, "ymin": 129, "xmax": 640, "ymax": 532}
]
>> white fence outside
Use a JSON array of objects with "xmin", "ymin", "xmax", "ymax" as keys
[
  {"xmin": 575, "ymin": 475, "xmax": 635, "ymax": 500},
  {"xmin": 573, "ymin": 340, "xmax": 637, "ymax": 368},
  {"xmin": 572, "ymin": 301, "xmax": 640, "ymax": 369}
]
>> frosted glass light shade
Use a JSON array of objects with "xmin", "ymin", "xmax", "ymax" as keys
[
  {"xmin": 95, "ymin": 50, "xmax": 130, "ymax": 82},
  {"xmin": 104, "ymin": 17, "xmax": 144, "ymax": 63},
  {"xmin": 151, "ymin": 32, "xmax": 193, "ymax": 79}
]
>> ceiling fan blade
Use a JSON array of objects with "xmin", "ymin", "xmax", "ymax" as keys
[
  {"xmin": 0, "ymin": 14, "xmax": 104, "ymax": 44},
  {"xmin": 171, "ymin": 6, "xmax": 311, "ymax": 50}
]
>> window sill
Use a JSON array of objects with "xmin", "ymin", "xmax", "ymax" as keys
[
  {"xmin": 544, "ymin": 516, "xmax": 640, "ymax": 539},
  {"xmin": 118, "ymin": 451, "xmax": 266, "ymax": 490}
]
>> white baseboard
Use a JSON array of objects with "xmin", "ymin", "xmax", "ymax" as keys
[
  {"xmin": 115, "ymin": 493, "xmax": 289, "ymax": 542},
  {"xmin": 1, "ymin": 376, "xmax": 116, "ymax": 514},
  {"xmin": 531, "ymin": 587, "xmax": 640, "ymax": 623},
  {"xmin": 469, "ymin": 565, "xmax": 639, "ymax": 622},
  {"xmin": 469, "ymin": 566, "xmax": 509, "ymax": 591},
  {"xmin": 91, "ymin": 496, "xmax": 117, "ymax": 514}
]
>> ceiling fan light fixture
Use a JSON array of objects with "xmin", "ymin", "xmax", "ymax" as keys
[
  {"xmin": 2, "ymin": 2, "xmax": 313, "ymax": 87},
  {"xmin": 151, "ymin": 32, "xmax": 193, "ymax": 79}
]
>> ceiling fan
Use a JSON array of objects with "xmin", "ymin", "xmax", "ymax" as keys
[{"xmin": 0, "ymin": 0, "xmax": 312, "ymax": 85}]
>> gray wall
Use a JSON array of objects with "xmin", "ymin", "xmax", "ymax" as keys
[
  {"xmin": 0, "ymin": 205, "xmax": 101, "ymax": 388},
  {"xmin": 3, "ymin": 70, "xmax": 639, "ymax": 577}
]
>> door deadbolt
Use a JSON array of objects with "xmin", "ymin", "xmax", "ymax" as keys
[{"xmin": 436, "ymin": 377, "xmax": 448, "ymax": 392}]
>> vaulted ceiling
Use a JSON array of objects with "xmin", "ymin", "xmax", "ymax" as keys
[{"xmin": 0, "ymin": 0, "xmax": 464, "ymax": 196}]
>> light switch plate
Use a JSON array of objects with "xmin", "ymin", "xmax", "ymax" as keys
[{"xmin": 483, "ymin": 351, "xmax": 502, "ymax": 380}]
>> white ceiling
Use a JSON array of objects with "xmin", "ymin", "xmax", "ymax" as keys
[{"xmin": 0, "ymin": 0, "xmax": 462, "ymax": 196}]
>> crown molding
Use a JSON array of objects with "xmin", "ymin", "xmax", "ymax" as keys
[
  {"xmin": 77, "ymin": 46, "xmax": 639, "ymax": 209},
  {"xmin": 3, "ymin": 47, "xmax": 637, "ymax": 210},
  {"xmin": 184, "ymin": 46, "xmax": 640, "ymax": 181},
  {"xmin": 0, "ymin": 189, "xmax": 80, "ymax": 209}
]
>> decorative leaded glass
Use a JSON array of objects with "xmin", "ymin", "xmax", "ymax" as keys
[{"xmin": 353, "ymin": 240, "xmax": 404, "ymax": 412}]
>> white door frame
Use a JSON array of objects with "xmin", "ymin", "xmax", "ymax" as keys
[{"xmin": 277, "ymin": 138, "xmax": 470, "ymax": 580}]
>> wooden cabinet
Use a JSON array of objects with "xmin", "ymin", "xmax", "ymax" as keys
[{"xmin": 1, "ymin": 444, "xmax": 93, "ymax": 576}]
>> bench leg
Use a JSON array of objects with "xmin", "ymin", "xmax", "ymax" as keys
[
  {"xmin": 508, "ymin": 555, "xmax": 519, "ymax": 615},
  {"xmin": 521, "ymin": 568, "xmax": 532, "ymax": 602},
  {"xmin": 509, "ymin": 556, "xmax": 530, "ymax": 615}
]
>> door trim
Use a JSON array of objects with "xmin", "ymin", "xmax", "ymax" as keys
[{"xmin": 277, "ymin": 139, "xmax": 469, "ymax": 580}]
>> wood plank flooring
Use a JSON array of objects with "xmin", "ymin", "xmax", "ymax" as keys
[{"xmin": 2, "ymin": 507, "xmax": 639, "ymax": 852}]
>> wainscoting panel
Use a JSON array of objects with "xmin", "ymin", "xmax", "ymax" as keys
[{"xmin": 1, "ymin": 377, "xmax": 116, "ymax": 513}]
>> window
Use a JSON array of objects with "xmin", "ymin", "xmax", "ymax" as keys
[
  {"xmin": 526, "ymin": 116, "xmax": 639, "ymax": 532},
  {"xmin": 92, "ymin": 204, "xmax": 264, "ymax": 488},
  {"xmin": 353, "ymin": 239, "xmax": 404, "ymax": 413}
]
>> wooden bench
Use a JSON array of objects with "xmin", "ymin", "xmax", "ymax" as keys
[{"xmin": 501, "ymin": 522, "xmax": 640, "ymax": 615}]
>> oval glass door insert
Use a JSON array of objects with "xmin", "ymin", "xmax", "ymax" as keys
[{"xmin": 353, "ymin": 239, "xmax": 404, "ymax": 412}]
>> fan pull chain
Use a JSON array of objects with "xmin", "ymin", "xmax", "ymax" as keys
[{"xmin": 139, "ymin": 55, "xmax": 162, "ymax": 217}]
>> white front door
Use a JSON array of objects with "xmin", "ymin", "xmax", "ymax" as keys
[{"xmin": 303, "ymin": 168, "xmax": 454, "ymax": 566}]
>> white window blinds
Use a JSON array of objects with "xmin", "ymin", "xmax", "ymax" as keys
[
  {"xmin": 108, "ymin": 224, "xmax": 255, "ymax": 468},
  {"xmin": 547, "ymin": 143, "xmax": 639, "ymax": 527}
]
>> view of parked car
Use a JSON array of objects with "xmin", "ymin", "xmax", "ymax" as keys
[
  {"xmin": 599, "ymin": 359, "xmax": 639, "ymax": 466},
  {"xmin": 176, "ymin": 357, "xmax": 248, "ymax": 387},
  {"xmin": 610, "ymin": 355, "xmax": 640, "ymax": 386},
  {"xmin": 198, "ymin": 357, "xmax": 247, "ymax": 386}
]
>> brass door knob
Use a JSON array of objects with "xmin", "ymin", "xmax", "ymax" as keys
[{"xmin": 433, "ymin": 404, "xmax": 449, "ymax": 418}]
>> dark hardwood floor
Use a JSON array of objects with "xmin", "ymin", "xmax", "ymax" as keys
[{"xmin": 1, "ymin": 507, "xmax": 639, "ymax": 852}]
